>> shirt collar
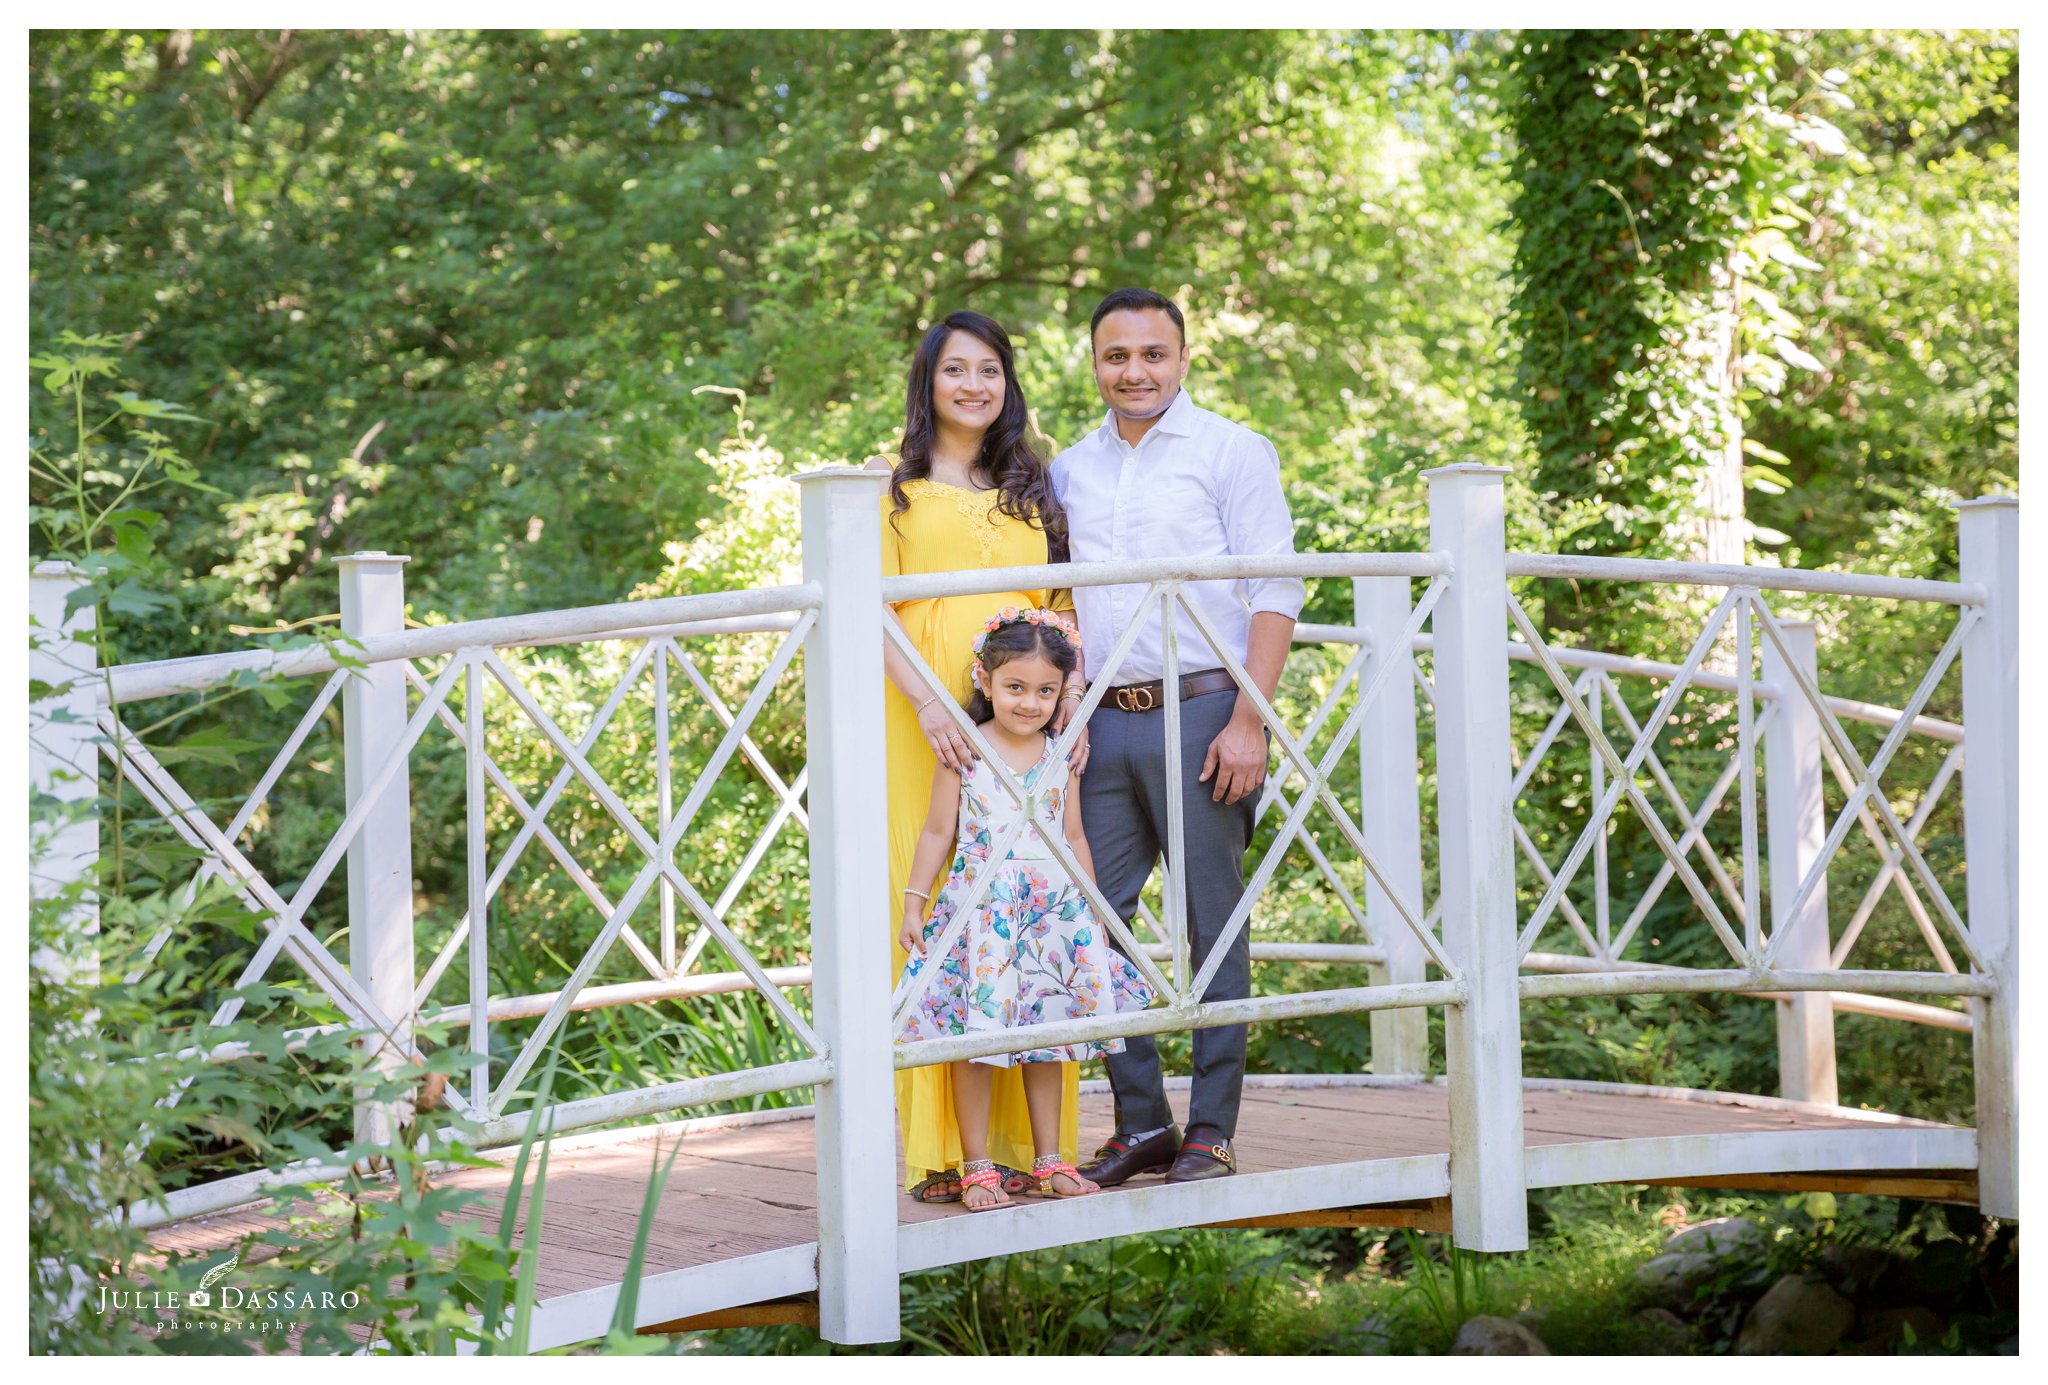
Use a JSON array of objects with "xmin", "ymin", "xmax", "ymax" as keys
[
  {"xmin": 1095, "ymin": 387, "xmax": 1198, "ymax": 448},
  {"xmin": 1153, "ymin": 387, "xmax": 1198, "ymax": 436}
]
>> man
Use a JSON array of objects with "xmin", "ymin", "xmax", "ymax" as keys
[{"xmin": 1051, "ymin": 288, "xmax": 1303, "ymax": 1184}]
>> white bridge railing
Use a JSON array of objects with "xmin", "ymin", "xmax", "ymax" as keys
[{"xmin": 29, "ymin": 467, "xmax": 2017, "ymax": 1346}]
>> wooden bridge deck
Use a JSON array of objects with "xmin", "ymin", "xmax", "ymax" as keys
[{"xmin": 147, "ymin": 1076, "xmax": 1974, "ymax": 1349}]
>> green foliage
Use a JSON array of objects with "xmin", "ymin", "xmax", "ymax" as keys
[
  {"xmin": 1749, "ymin": 31, "xmax": 2018, "ymax": 570},
  {"xmin": 29, "ymin": 332, "xmax": 464, "ymax": 1353},
  {"xmin": 1506, "ymin": 30, "xmax": 1842, "ymax": 573},
  {"xmin": 27, "ymin": 777, "xmax": 677, "ymax": 1355},
  {"xmin": 221, "ymin": 1048, "xmax": 516, "ymax": 1355},
  {"xmin": 1391, "ymin": 1229, "xmax": 1508, "ymax": 1341},
  {"xmin": 26, "ymin": 759, "xmax": 525, "ymax": 1352},
  {"xmin": 689, "ymin": 1229, "xmax": 1310, "ymax": 1356},
  {"xmin": 25, "ymin": 333, "xmax": 692, "ymax": 1357},
  {"xmin": 30, "ymin": 30, "xmax": 1525, "ymax": 648}
]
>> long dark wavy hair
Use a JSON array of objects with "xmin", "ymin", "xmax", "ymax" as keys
[
  {"xmin": 965, "ymin": 619, "xmax": 1081, "ymax": 727},
  {"xmin": 890, "ymin": 311, "xmax": 1067, "ymax": 559}
]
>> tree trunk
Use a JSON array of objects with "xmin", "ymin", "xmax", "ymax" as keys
[{"xmin": 1691, "ymin": 258, "xmax": 1747, "ymax": 566}]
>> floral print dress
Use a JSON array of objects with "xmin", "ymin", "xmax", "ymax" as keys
[{"xmin": 896, "ymin": 737, "xmax": 1155, "ymax": 1065}]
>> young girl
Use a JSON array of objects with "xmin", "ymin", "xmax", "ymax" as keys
[{"xmin": 896, "ymin": 608, "xmax": 1154, "ymax": 1210}]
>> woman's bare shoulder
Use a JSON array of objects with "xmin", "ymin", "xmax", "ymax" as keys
[{"xmin": 863, "ymin": 454, "xmax": 899, "ymax": 473}]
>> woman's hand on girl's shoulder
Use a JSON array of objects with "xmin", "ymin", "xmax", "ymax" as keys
[{"xmin": 919, "ymin": 699, "xmax": 978, "ymax": 773}]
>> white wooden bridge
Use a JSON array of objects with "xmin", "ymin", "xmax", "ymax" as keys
[{"xmin": 30, "ymin": 467, "xmax": 2018, "ymax": 1348}]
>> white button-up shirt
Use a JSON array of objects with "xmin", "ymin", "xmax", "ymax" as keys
[{"xmin": 1051, "ymin": 389, "xmax": 1304, "ymax": 683}]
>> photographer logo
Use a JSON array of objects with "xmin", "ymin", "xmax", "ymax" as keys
[{"xmin": 184, "ymin": 1253, "xmax": 237, "ymax": 1308}]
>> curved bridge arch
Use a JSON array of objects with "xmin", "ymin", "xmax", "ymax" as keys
[
  {"xmin": 145, "ymin": 1074, "xmax": 1975, "ymax": 1352},
  {"xmin": 41, "ymin": 474, "xmax": 2015, "ymax": 1348}
]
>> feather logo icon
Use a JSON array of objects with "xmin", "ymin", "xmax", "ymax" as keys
[{"xmin": 187, "ymin": 1254, "xmax": 237, "ymax": 1307}]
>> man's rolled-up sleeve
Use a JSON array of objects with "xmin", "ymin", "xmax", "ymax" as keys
[{"xmin": 1222, "ymin": 432, "xmax": 1306, "ymax": 620}]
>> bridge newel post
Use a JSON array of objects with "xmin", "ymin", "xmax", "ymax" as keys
[
  {"xmin": 795, "ymin": 466, "xmax": 899, "ymax": 1343},
  {"xmin": 29, "ymin": 561, "xmax": 103, "ymax": 1334},
  {"xmin": 336, "ymin": 551, "xmax": 417, "ymax": 1150},
  {"xmin": 1955, "ymin": 495, "xmax": 2018, "ymax": 1219},
  {"xmin": 31, "ymin": 561, "xmax": 100, "ymax": 987},
  {"xmin": 1355, "ymin": 575, "xmax": 1429, "ymax": 1076},
  {"xmin": 1763, "ymin": 620, "xmax": 1837, "ymax": 1104},
  {"xmin": 1422, "ymin": 465, "xmax": 1528, "ymax": 1251}
]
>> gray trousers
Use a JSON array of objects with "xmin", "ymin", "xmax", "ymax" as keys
[{"xmin": 1079, "ymin": 686, "xmax": 1254, "ymax": 1138}]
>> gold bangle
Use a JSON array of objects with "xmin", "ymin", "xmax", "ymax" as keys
[{"xmin": 915, "ymin": 694, "xmax": 939, "ymax": 715}]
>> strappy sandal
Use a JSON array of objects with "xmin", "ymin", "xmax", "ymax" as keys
[
  {"xmin": 1020, "ymin": 1154, "xmax": 1099, "ymax": 1199},
  {"xmin": 959, "ymin": 1159, "xmax": 1013, "ymax": 1212},
  {"xmin": 908, "ymin": 1169, "xmax": 962, "ymax": 1204}
]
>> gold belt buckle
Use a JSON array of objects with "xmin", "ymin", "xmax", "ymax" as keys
[{"xmin": 1116, "ymin": 685, "xmax": 1157, "ymax": 712}]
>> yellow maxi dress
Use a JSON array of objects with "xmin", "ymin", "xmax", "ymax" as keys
[{"xmin": 882, "ymin": 475, "xmax": 1080, "ymax": 1190}]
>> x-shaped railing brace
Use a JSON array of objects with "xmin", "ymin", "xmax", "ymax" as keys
[
  {"xmin": 1827, "ymin": 742, "xmax": 1962, "ymax": 972},
  {"xmin": 474, "ymin": 623, "xmax": 824, "ymax": 1112},
  {"xmin": 1174, "ymin": 581, "xmax": 1455, "ymax": 1003},
  {"xmin": 661, "ymin": 637, "xmax": 811, "ymax": 978},
  {"xmin": 1748, "ymin": 594, "xmax": 1983, "ymax": 974},
  {"xmin": 1508, "ymin": 589, "xmax": 1751, "ymax": 968},
  {"xmin": 1246, "ymin": 637, "xmax": 1378, "ymax": 944},
  {"xmin": 99, "ymin": 681, "xmax": 474, "ymax": 1115},
  {"xmin": 123, "ymin": 669, "xmax": 348, "ymax": 983}
]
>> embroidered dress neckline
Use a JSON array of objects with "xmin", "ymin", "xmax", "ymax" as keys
[
  {"xmin": 905, "ymin": 477, "xmax": 1007, "ymax": 564},
  {"xmin": 908, "ymin": 476, "xmax": 997, "ymax": 497}
]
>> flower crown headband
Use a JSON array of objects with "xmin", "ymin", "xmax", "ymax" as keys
[{"xmin": 969, "ymin": 606, "xmax": 1079, "ymax": 691}]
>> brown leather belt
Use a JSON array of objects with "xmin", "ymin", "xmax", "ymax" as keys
[{"xmin": 1105, "ymin": 668, "xmax": 1237, "ymax": 712}]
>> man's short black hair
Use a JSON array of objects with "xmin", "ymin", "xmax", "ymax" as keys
[{"xmin": 1090, "ymin": 288, "xmax": 1186, "ymax": 348}]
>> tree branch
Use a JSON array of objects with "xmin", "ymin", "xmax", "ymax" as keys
[{"xmin": 948, "ymin": 94, "xmax": 1122, "ymax": 204}]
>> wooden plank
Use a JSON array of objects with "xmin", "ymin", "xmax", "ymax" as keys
[
  {"xmin": 1239, "ymin": 1084, "xmax": 1826, "ymax": 1146},
  {"xmin": 1236, "ymin": 1088, "xmax": 1759, "ymax": 1157},
  {"xmin": 1523, "ymin": 1088, "xmax": 1906, "ymax": 1131},
  {"xmin": 1519, "ymin": 1108, "xmax": 1801, "ymax": 1141},
  {"xmin": 1524, "ymin": 1078, "xmax": 1956, "ymax": 1128},
  {"xmin": 139, "ymin": 1075, "xmax": 1977, "ymax": 1344},
  {"xmin": 525, "ymin": 1242, "xmax": 818, "ymax": 1352},
  {"xmin": 1200, "ymin": 1197, "xmax": 1452, "ymax": 1232},
  {"xmin": 641, "ymin": 1300, "xmax": 821, "ymax": 1334},
  {"xmin": 1643, "ymin": 1173, "xmax": 1979, "ymax": 1202}
]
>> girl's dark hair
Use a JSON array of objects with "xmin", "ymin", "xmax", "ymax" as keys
[
  {"xmin": 891, "ymin": 310, "xmax": 1068, "ymax": 560},
  {"xmin": 965, "ymin": 620, "xmax": 1080, "ymax": 726}
]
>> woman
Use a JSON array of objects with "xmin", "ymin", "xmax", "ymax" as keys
[{"xmin": 868, "ymin": 310, "xmax": 1090, "ymax": 1202}]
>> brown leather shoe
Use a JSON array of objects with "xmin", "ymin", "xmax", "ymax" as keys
[
  {"xmin": 1077, "ymin": 1125, "xmax": 1182, "ymax": 1187},
  {"xmin": 1165, "ymin": 1133, "xmax": 1236, "ymax": 1183}
]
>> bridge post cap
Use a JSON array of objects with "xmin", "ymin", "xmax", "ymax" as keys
[
  {"xmin": 1953, "ymin": 494, "xmax": 2019, "ymax": 511},
  {"xmin": 333, "ymin": 550, "xmax": 412, "ymax": 566},
  {"xmin": 1419, "ymin": 464, "xmax": 1513, "ymax": 480},
  {"xmin": 31, "ymin": 560, "xmax": 88, "ymax": 579},
  {"xmin": 791, "ymin": 465, "xmax": 889, "ymax": 486}
]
